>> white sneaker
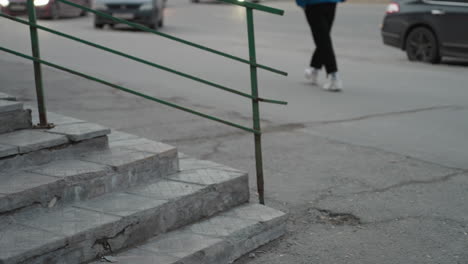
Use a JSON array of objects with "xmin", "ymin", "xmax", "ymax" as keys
[
  {"xmin": 323, "ymin": 78, "xmax": 343, "ymax": 92},
  {"xmin": 304, "ymin": 68, "xmax": 319, "ymax": 85}
]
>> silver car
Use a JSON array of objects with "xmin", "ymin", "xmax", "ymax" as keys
[{"xmin": 93, "ymin": 0, "xmax": 165, "ymax": 29}]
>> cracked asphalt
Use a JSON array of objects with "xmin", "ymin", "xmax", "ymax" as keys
[{"xmin": 1, "ymin": 0, "xmax": 467, "ymax": 263}]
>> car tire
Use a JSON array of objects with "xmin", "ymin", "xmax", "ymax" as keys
[
  {"xmin": 149, "ymin": 20, "xmax": 158, "ymax": 30},
  {"xmin": 405, "ymin": 27, "xmax": 441, "ymax": 64},
  {"xmin": 191, "ymin": 0, "xmax": 199, "ymax": 3},
  {"xmin": 94, "ymin": 23, "xmax": 104, "ymax": 29}
]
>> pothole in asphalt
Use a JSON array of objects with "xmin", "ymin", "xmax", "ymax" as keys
[{"xmin": 316, "ymin": 209, "xmax": 362, "ymax": 226}]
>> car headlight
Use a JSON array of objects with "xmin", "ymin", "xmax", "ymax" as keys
[
  {"xmin": 386, "ymin": 2, "xmax": 399, "ymax": 14},
  {"xmin": 93, "ymin": 1, "xmax": 107, "ymax": 10},
  {"xmin": 34, "ymin": 0, "xmax": 49, "ymax": 6},
  {"xmin": 0, "ymin": 0, "xmax": 10, "ymax": 7},
  {"xmin": 140, "ymin": 2, "xmax": 152, "ymax": 10}
]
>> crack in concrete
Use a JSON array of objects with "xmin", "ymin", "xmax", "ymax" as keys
[
  {"xmin": 166, "ymin": 105, "xmax": 465, "ymax": 146},
  {"xmin": 308, "ymin": 177, "xmax": 377, "ymax": 207},
  {"xmin": 309, "ymin": 105, "xmax": 465, "ymax": 126},
  {"xmin": 286, "ymin": 201, "xmax": 466, "ymax": 234},
  {"xmin": 308, "ymin": 172, "xmax": 467, "ymax": 210},
  {"xmin": 354, "ymin": 171, "xmax": 466, "ymax": 196},
  {"xmin": 310, "ymin": 187, "xmax": 336, "ymax": 207},
  {"xmin": 222, "ymin": 110, "xmax": 273, "ymax": 125},
  {"xmin": 313, "ymin": 208, "xmax": 362, "ymax": 226},
  {"xmin": 93, "ymin": 222, "xmax": 137, "ymax": 254},
  {"xmin": 363, "ymin": 215, "xmax": 467, "ymax": 228},
  {"xmin": 164, "ymin": 122, "xmax": 307, "ymax": 144},
  {"xmin": 164, "ymin": 130, "xmax": 247, "ymax": 144}
]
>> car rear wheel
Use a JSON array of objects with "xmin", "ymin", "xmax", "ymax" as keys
[
  {"xmin": 149, "ymin": 18, "xmax": 158, "ymax": 30},
  {"xmin": 405, "ymin": 27, "xmax": 441, "ymax": 64},
  {"xmin": 149, "ymin": 21, "xmax": 158, "ymax": 30},
  {"xmin": 94, "ymin": 23, "xmax": 104, "ymax": 29}
]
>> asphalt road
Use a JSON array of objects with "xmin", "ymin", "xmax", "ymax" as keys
[{"xmin": 1, "ymin": 1, "xmax": 467, "ymax": 263}]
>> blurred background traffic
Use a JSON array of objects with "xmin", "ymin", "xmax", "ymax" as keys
[{"xmin": 2, "ymin": 0, "xmax": 467, "ymax": 62}]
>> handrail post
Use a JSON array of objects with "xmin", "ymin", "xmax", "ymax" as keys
[
  {"xmin": 246, "ymin": 7, "xmax": 265, "ymax": 205},
  {"xmin": 27, "ymin": 0, "xmax": 51, "ymax": 128}
]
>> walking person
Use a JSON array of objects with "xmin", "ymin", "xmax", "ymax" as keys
[{"xmin": 297, "ymin": 0, "xmax": 344, "ymax": 91}]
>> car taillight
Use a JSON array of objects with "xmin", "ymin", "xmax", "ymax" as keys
[{"xmin": 386, "ymin": 2, "xmax": 400, "ymax": 14}]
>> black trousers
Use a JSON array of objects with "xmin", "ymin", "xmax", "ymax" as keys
[{"xmin": 305, "ymin": 3, "xmax": 338, "ymax": 74}]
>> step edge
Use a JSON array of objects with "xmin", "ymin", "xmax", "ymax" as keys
[
  {"xmin": 0, "ymin": 171, "xmax": 248, "ymax": 263},
  {"xmin": 0, "ymin": 142, "xmax": 179, "ymax": 215},
  {"xmin": 92, "ymin": 204, "xmax": 287, "ymax": 264}
]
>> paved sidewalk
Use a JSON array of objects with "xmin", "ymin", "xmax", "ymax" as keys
[
  {"xmin": 1, "ymin": 54, "xmax": 467, "ymax": 263},
  {"xmin": 233, "ymin": 131, "xmax": 468, "ymax": 264}
]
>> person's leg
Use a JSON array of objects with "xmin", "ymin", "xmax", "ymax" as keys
[
  {"xmin": 305, "ymin": 5, "xmax": 325, "ymax": 70},
  {"xmin": 319, "ymin": 3, "xmax": 343, "ymax": 91},
  {"xmin": 310, "ymin": 48, "xmax": 322, "ymax": 70},
  {"xmin": 320, "ymin": 3, "xmax": 338, "ymax": 75},
  {"xmin": 325, "ymin": 2, "xmax": 336, "ymax": 33},
  {"xmin": 304, "ymin": 5, "xmax": 327, "ymax": 84}
]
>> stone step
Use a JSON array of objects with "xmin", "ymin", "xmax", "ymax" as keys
[
  {"xmin": 0, "ymin": 161, "xmax": 249, "ymax": 264},
  {"xmin": 0, "ymin": 138, "xmax": 178, "ymax": 215},
  {"xmin": 0, "ymin": 92, "xmax": 17, "ymax": 101},
  {"xmin": 0, "ymin": 100, "xmax": 22, "ymax": 113},
  {"xmin": 0, "ymin": 121, "xmax": 111, "ymax": 165},
  {"xmin": 91, "ymin": 203, "xmax": 287, "ymax": 264},
  {"xmin": 0, "ymin": 100, "xmax": 31, "ymax": 134}
]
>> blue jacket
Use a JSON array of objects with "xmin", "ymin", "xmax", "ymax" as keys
[{"xmin": 296, "ymin": 0, "xmax": 343, "ymax": 7}]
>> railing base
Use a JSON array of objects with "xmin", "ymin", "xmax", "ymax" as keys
[{"xmin": 33, "ymin": 123, "xmax": 56, "ymax": 129}]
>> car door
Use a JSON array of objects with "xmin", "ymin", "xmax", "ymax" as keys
[{"xmin": 424, "ymin": 0, "xmax": 468, "ymax": 58}]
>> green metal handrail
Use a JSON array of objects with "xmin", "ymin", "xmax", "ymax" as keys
[
  {"xmin": 0, "ymin": 0, "xmax": 287, "ymax": 204},
  {"xmin": 0, "ymin": 13, "xmax": 286, "ymax": 105},
  {"xmin": 0, "ymin": 46, "xmax": 260, "ymax": 134}
]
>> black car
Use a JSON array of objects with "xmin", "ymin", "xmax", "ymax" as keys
[{"xmin": 381, "ymin": 0, "xmax": 468, "ymax": 63}]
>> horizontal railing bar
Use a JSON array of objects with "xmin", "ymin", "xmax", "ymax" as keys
[
  {"xmin": 258, "ymin": 98, "xmax": 287, "ymax": 105},
  {"xmin": 0, "ymin": 46, "xmax": 260, "ymax": 135},
  {"xmin": 56, "ymin": 0, "xmax": 287, "ymax": 77},
  {"xmin": 0, "ymin": 13, "xmax": 286, "ymax": 106},
  {"xmin": 217, "ymin": 0, "xmax": 284, "ymax": 15}
]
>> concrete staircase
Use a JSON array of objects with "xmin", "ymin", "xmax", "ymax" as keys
[{"xmin": 0, "ymin": 94, "xmax": 286, "ymax": 264}]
